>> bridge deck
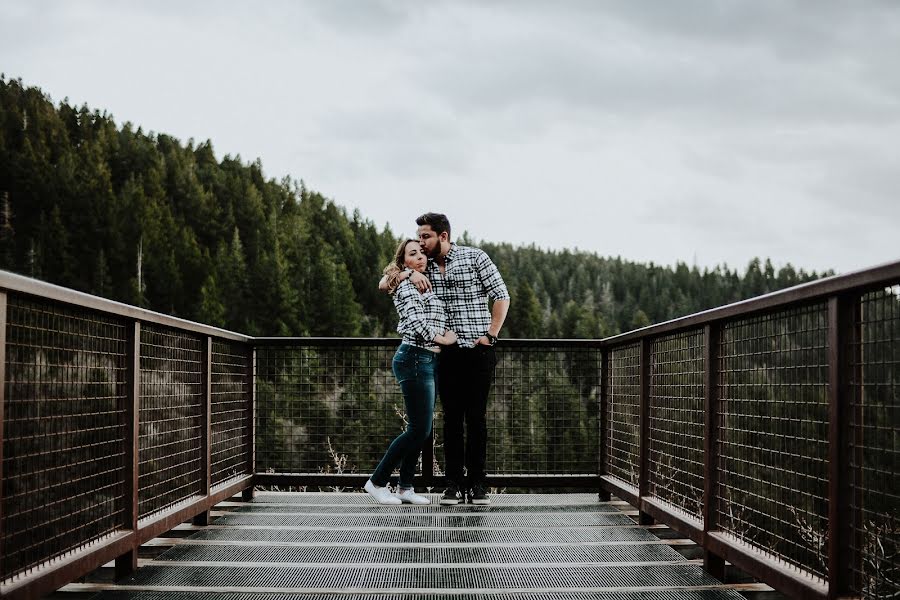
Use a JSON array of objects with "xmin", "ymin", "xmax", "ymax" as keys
[{"xmin": 63, "ymin": 492, "xmax": 758, "ymax": 599}]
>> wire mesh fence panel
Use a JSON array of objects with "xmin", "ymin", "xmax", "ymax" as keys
[
  {"xmin": 210, "ymin": 339, "xmax": 251, "ymax": 488},
  {"xmin": 138, "ymin": 324, "xmax": 204, "ymax": 519},
  {"xmin": 648, "ymin": 329, "xmax": 705, "ymax": 522},
  {"xmin": 605, "ymin": 343, "xmax": 641, "ymax": 489},
  {"xmin": 717, "ymin": 303, "xmax": 830, "ymax": 582},
  {"xmin": 2, "ymin": 296, "xmax": 127, "ymax": 582},
  {"xmin": 482, "ymin": 344, "xmax": 601, "ymax": 476},
  {"xmin": 255, "ymin": 341, "xmax": 601, "ymax": 483},
  {"xmin": 255, "ymin": 343, "xmax": 402, "ymax": 482},
  {"xmin": 849, "ymin": 285, "xmax": 900, "ymax": 600}
]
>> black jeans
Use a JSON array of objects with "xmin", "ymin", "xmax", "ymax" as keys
[{"xmin": 438, "ymin": 344, "xmax": 497, "ymax": 487}]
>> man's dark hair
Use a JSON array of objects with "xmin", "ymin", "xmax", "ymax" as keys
[{"xmin": 416, "ymin": 212, "xmax": 451, "ymax": 237}]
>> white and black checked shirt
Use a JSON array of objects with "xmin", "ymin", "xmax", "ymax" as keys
[
  {"xmin": 393, "ymin": 279, "xmax": 448, "ymax": 351},
  {"xmin": 425, "ymin": 244, "xmax": 510, "ymax": 348}
]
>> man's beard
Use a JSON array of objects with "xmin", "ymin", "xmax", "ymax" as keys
[{"xmin": 425, "ymin": 242, "xmax": 441, "ymax": 259}]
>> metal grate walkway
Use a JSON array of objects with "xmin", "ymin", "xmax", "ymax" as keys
[{"xmin": 65, "ymin": 492, "xmax": 751, "ymax": 599}]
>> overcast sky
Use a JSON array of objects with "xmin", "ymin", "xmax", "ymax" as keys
[{"xmin": 3, "ymin": 1, "xmax": 899, "ymax": 274}]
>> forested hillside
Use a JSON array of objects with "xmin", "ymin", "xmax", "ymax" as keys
[{"xmin": 0, "ymin": 77, "xmax": 831, "ymax": 337}]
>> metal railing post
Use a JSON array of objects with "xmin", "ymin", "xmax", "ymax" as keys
[
  {"xmin": 702, "ymin": 322, "xmax": 726, "ymax": 580},
  {"xmin": 194, "ymin": 336, "xmax": 213, "ymax": 525},
  {"xmin": 638, "ymin": 338, "xmax": 653, "ymax": 524},
  {"xmin": 598, "ymin": 347, "xmax": 610, "ymax": 501},
  {"xmin": 115, "ymin": 321, "xmax": 140, "ymax": 580},
  {"xmin": 827, "ymin": 295, "xmax": 855, "ymax": 598},
  {"xmin": 243, "ymin": 345, "xmax": 256, "ymax": 501}
]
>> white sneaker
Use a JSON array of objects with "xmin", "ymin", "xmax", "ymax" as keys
[
  {"xmin": 397, "ymin": 489, "xmax": 431, "ymax": 505},
  {"xmin": 364, "ymin": 480, "xmax": 401, "ymax": 505}
]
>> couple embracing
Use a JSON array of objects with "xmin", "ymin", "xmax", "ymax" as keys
[{"xmin": 363, "ymin": 212, "xmax": 510, "ymax": 506}]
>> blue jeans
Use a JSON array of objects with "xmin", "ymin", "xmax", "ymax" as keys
[{"xmin": 370, "ymin": 344, "xmax": 437, "ymax": 489}]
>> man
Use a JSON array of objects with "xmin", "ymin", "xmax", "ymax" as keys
[{"xmin": 383, "ymin": 213, "xmax": 509, "ymax": 505}]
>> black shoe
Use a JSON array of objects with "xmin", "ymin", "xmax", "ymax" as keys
[
  {"xmin": 468, "ymin": 484, "xmax": 491, "ymax": 505},
  {"xmin": 440, "ymin": 484, "xmax": 463, "ymax": 505}
]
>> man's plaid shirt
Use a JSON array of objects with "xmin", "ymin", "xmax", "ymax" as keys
[
  {"xmin": 425, "ymin": 244, "xmax": 510, "ymax": 348},
  {"xmin": 393, "ymin": 279, "xmax": 447, "ymax": 351}
]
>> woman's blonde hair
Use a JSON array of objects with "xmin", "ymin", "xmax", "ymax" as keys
[{"xmin": 383, "ymin": 238, "xmax": 418, "ymax": 294}]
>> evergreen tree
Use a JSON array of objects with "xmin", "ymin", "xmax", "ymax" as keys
[
  {"xmin": 217, "ymin": 228, "xmax": 250, "ymax": 332},
  {"xmin": 507, "ymin": 280, "xmax": 543, "ymax": 338},
  {"xmin": 40, "ymin": 206, "xmax": 73, "ymax": 285},
  {"xmin": 93, "ymin": 248, "xmax": 112, "ymax": 297},
  {"xmin": 198, "ymin": 273, "xmax": 226, "ymax": 327},
  {"xmin": 631, "ymin": 308, "xmax": 651, "ymax": 330}
]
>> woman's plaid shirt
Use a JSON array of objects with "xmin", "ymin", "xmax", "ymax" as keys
[
  {"xmin": 425, "ymin": 244, "xmax": 510, "ymax": 348},
  {"xmin": 393, "ymin": 279, "xmax": 447, "ymax": 351}
]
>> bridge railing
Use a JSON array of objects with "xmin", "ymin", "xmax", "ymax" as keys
[
  {"xmin": 0, "ymin": 272, "xmax": 255, "ymax": 600},
  {"xmin": 600, "ymin": 260, "xmax": 900, "ymax": 600},
  {"xmin": 0, "ymin": 259, "xmax": 898, "ymax": 600}
]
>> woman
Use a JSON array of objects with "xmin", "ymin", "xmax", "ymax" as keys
[{"xmin": 364, "ymin": 239, "xmax": 457, "ymax": 505}]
